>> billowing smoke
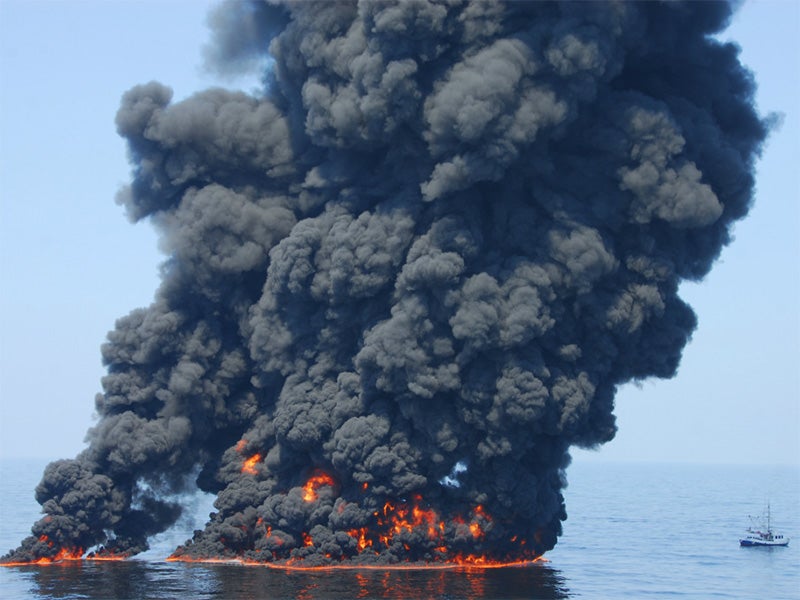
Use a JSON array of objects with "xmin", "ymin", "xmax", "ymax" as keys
[{"xmin": 3, "ymin": 0, "xmax": 768, "ymax": 566}]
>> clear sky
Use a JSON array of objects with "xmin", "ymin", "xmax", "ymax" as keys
[{"xmin": 0, "ymin": 0, "xmax": 798, "ymax": 466}]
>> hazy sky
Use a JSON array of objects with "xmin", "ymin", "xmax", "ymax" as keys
[{"xmin": 0, "ymin": 0, "xmax": 797, "ymax": 466}]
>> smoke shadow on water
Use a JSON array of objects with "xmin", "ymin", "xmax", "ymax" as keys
[{"xmin": 12, "ymin": 561, "xmax": 569, "ymax": 599}]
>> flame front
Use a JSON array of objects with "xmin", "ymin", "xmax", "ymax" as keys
[
  {"xmin": 0, "ymin": 536, "xmax": 84, "ymax": 566},
  {"xmin": 38, "ymin": 547, "xmax": 84, "ymax": 564},
  {"xmin": 2, "ymin": 470, "xmax": 543, "ymax": 568},
  {"xmin": 166, "ymin": 470, "xmax": 544, "ymax": 567}
]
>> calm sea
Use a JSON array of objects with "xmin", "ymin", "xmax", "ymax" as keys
[{"xmin": 1, "ymin": 459, "xmax": 797, "ymax": 599}]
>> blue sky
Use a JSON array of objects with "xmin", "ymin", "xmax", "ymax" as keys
[{"xmin": 0, "ymin": 0, "xmax": 797, "ymax": 465}]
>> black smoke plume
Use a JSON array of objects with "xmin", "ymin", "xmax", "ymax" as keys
[{"xmin": 3, "ymin": 0, "xmax": 768, "ymax": 565}]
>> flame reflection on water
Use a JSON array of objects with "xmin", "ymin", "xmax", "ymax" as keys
[{"xmin": 5, "ymin": 559, "xmax": 569, "ymax": 599}]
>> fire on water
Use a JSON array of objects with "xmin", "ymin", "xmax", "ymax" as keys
[
  {"xmin": 2, "ymin": 553, "xmax": 546, "ymax": 569},
  {"xmin": 0, "ymin": 535, "xmax": 131, "ymax": 566},
  {"xmin": 3, "ymin": 470, "xmax": 550, "ymax": 568},
  {"xmin": 164, "ymin": 555, "xmax": 548, "ymax": 571},
  {"xmin": 0, "ymin": 548, "xmax": 84, "ymax": 567},
  {"xmin": 0, "ymin": 553, "xmax": 131, "ymax": 567}
]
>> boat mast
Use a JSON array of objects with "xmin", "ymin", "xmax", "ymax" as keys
[{"xmin": 767, "ymin": 501, "xmax": 771, "ymax": 534}]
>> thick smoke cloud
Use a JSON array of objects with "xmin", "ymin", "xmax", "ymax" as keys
[{"xmin": 4, "ymin": 0, "xmax": 767, "ymax": 565}]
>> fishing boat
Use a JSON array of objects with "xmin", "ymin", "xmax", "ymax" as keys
[{"xmin": 739, "ymin": 503, "xmax": 789, "ymax": 547}]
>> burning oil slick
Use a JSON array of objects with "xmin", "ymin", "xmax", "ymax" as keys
[{"xmin": 2, "ymin": 0, "xmax": 768, "ymax": 566}]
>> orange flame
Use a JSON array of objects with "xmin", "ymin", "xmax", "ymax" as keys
[
  {"xmin": 42, "ymin": 547, "xmax": 84, "ymax": 563},
  {"xmin": 164, "ymin": 554, "xmax": 547, "ymax": 570},
  {"xmin": 241, "ymin": 453, "xmax": 262, "ymax": 475},
  {"xmin": 85, "ymin": 552, "xmax": 129, "ymax": 561},
  {"xmin": 1, "ymin": 544, "xmax": 85, "ymax": 566},
  {"xmin": 301, "ymin": 470, "xmax": 336, "ymax": 502},
  {"xmin": 161, "ymin": 490, "xmax": 546, "ymax": 569},
  {"xmin": 347, "ymin": 527, "xmax": 372, "ymax": 551}
]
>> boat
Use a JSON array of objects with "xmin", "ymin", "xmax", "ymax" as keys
[{"xmin": 739, "ymin": 503, "xmax": 789, "ymax": 547}]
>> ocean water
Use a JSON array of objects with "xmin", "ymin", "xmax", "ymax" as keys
[{"xmin": 1, "ymin": 459, "xmax": 797, "ymax": 599}]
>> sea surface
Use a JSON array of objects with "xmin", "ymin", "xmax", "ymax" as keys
[{"xmin": 0, "ymin": 459, "xmax": 797, "ymax": 599}]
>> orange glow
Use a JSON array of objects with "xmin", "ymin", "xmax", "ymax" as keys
[
  {"xmin": 301, "ymin": 470, "xmax": 336, "ymax": 502},
  {"xmin": 50, "ymin": 547, "xmax": 84, "ymax": 562},
  {"xmin": 235, "ymin": 439, "xmax": 262, "ymax": 475},
  {"xmin": 163, "ymin": 555, "xmax": 547, "ymax": 570},
  {"xmin": 1, "ymin": 545, "xmax": 84, "ymax": 566},
  {"xmin": 166, "ymin": 555, "xmax": 242, "ymax": 564},
  {"xmin": 160, "ymin": 491, "xmax": 547, "ymax": 570},
  {"xmin": 241, "ymin": 453, "xmax": 262, "ymax": 475},
  {"xmin": 85, "ymin": 553, "xmax": 129, "ymax": 561},
  {"xmin": 0, "ymin": 536, "xmax": 138, "ymax": 566},
  {"xmin": 347, "ymin": 527, "xmax": 372, "ymax": 551}
]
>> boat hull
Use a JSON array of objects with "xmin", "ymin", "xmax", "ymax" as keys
[{"xmin": 740, "ymin": 539, "xmax": 789, "ymax": 547}]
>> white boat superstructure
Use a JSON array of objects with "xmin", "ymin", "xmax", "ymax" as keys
[{"xmin": 739, "ymin": 503, "xmax": 789, "ymax": 547}]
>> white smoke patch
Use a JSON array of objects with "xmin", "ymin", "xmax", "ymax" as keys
[{"xmin": 439, "ymin": 461, "xmax": 468, "ymax": 488}]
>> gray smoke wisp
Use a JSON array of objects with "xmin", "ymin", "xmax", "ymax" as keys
[{"xmin": 3, "ymin": 0, "xmax": 768, "ymax": 566}]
